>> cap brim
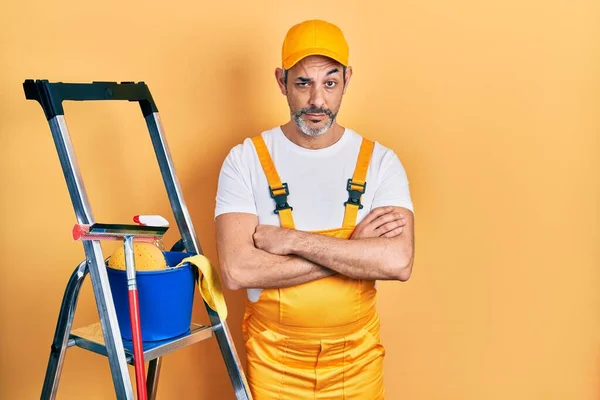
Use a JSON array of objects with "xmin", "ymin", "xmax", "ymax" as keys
[{"xmin": 283, "ymin": 48, "xmax": 348, "ymax": 70}]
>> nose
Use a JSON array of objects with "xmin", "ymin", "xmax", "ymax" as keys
[{"xmin": 308, "ymin": 85, "xmax": 326, "ymax": 110}]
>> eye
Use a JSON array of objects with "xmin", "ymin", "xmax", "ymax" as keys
[
  {"xmin": 295, "ymin": 81, "xmax": 310, "ymax": 87},
  {"xmin": 325, "ymin": 81, "xmax": 337, "ymax": 88}
]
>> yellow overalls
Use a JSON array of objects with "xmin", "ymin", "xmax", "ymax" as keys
[{"xmin": 242, "ymin": 135, "xmax": 386, "ymax": 399}]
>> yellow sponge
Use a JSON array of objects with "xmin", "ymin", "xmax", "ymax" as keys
[{"xmin": 107, "ymin": 242, "xmax": 167, "ymax": 271}]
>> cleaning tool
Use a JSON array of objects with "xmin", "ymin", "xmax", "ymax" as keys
[
  {"xmin": 107, "ymin": 243, "xmax": 168, "ymax": 271},
  {"xmin": 74, "ymin": 222, "xmax": 167, "ymax": 400},
  {"xmin": 25, "ymin": 79, "xmax": 251, "ymax": 400},
  {"xmin": 107, "ymin": 250, "xmax": 195, "ymax": 342},
  {"xmin": 175, "ymin": 254, "xmax": 228, "ymax": 321},
  {"xmin": 133, "ymin": 215, "xmax": 169, "ymax": 227},
  {"xmin": 133, "ymin": 214, "xmax": 169, "ymax": 250},
  {"xmin": 122, "ymin": 236, "xmax": 147, "ymax": 400}
]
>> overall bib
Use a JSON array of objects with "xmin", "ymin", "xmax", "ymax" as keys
[{"xmin": 242, "ymin": 135, "xmax": 386, "ymax": 400}]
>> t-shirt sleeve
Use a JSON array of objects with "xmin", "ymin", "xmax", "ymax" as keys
[
  {"xmin": 370, "ymin": 149, "xmax": 414, "ymax": 213},
  {"xmin": 214, "ymin": 145, "xmax": 257, "ymax": 218}
]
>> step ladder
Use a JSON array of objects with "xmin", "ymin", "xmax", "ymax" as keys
[{"xmin": 23, "ymin": 79, "xmax": 252, "ymax": 400}]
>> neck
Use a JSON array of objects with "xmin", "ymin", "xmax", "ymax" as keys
[{"xmin": 280, "ymin": 121, "xmax": 345, "ymax": 150}]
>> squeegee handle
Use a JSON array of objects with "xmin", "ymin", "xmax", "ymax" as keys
[
  {"xmin": 124, "ymin": 235, "xmax": 148, "ymax": 400},
  {"xmin": 128, "ymin": 289, "xmax": 148, "ymax": 400}
]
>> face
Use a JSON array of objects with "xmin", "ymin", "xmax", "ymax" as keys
[{"xmin": 276, "ymin": 55, "xmax": 352, "ymax": 137}]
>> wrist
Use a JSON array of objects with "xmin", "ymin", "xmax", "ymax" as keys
[{"xmin": 284, "ymin": 229, "xmax": 305, "ymax": 255}]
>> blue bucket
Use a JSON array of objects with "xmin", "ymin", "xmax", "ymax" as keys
[{"xmin": 106, "ymin": 251, "xmax": 195, "ymax": 342}]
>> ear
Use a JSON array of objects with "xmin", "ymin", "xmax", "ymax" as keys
[
  {"xmin": 342, "ymin": 66, "xmax": 353, "ymax": 94},
  {"xmin": 275, "ymin": 67, "xmax": 287, "ymax": 95}
]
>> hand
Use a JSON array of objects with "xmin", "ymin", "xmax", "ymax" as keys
[
  {"xmin": 253, "ymin": 225, "xmax": 294, "ymax": 255},
  {"xmin": 351, "ymin": 206, "xmax": 406, "ymax": 240}
]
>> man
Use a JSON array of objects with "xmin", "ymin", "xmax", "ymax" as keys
[{"xmin": 215, "ymin": 19, "xmax": 414, "ymax": 399}]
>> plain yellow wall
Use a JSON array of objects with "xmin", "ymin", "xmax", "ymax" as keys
[{"xmin": 1, "ymin": 0, "xmax": 598, "ymax": 399}]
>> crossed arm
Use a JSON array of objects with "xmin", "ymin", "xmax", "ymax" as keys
[{"xmin": 216, "ymin": 206, "xmax": 415, "ymax": 290}]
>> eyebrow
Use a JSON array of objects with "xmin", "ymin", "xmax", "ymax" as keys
[{"xmin": 295, "ymin": 68, "xmax": 341, "ymax": 83}]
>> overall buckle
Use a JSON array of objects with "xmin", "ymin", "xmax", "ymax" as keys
[
  {"xmin": 270, "ymin": 183, "xmax": 293, "ymax": 214},
  {"xmin": 345, "ymin": 179, "xmax": 366, "ymax": 209}
]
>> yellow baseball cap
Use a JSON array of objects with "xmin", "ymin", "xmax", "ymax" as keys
[{"xmin": 281, "ymin": 20, "xmax": 349, "ymax": 70}]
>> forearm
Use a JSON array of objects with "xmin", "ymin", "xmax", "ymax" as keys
[
  {"xmin": 288, "ymin": 232, "xmax": 413, "ymax": 281},
  {"xmin": 221, "ymin": 247, "xmax": 334, "ymax": 290}
]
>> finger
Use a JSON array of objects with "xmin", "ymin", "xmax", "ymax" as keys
[
  {"xmin": 359, "ymin": 206, "xmax": 395, "ymax": 226},
  {"xmin": 382, "ymin": 226, "xmax": 404, "ymax": 238},
  {"xmin": 371, "ymin": 212, "xmax": 405, "ymax": 230},
  {"xmin": 375, "ymin": 220, "xmax": 405, "ymax": 236}
]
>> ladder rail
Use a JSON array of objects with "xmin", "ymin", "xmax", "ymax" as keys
[
  {"xmin": 144, "ymin": 113, "xmax": 203, "ymax": 255},
  {"xmin": 46, "ymin": 114, "xmax": 135, "ymax": 399},
  {"xmin": 146, "ymin": 357, "xmax": 162, "ymax": 400},
  {"xmin": 208, "ymin": 309, "xmax": 251, "ymax": 400},
  {"xmin": 145, "ymin": 112, "xmax": 252, "ymax": 399},
  {"xmin": 41, "ymin": 260, "xmax": 88, "ymax": 399}
]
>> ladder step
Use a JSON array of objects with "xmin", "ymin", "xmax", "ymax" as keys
[{"xmin": 68, "ymin": 322, "xmax": 212, "ymax": 365}]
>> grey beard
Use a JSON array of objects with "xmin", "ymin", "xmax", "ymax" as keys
[{"xmin": 291, "ymin": 107, "xmax": 337, "ymax": 137}]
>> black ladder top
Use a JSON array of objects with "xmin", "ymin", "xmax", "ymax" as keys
[{"xmin": 23, "ymin": 79, "xmax": 159, "ymax": 120}]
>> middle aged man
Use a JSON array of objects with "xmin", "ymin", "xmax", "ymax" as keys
[{"xmin": 215, "ymin": 19, "xmax": 415, "ymax": 399}]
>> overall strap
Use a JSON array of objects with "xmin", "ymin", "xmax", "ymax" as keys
[
  {"xmin": 342, "ymin": 138, "xmax": 375, "ymax": 228},
  {"xmin": 251, "ymin": 135, "xmax": 295, "ymax": 229}
]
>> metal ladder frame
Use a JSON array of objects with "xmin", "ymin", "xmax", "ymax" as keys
[{"xmin": 23, "ymin": 80, "xmax": 251, "ymax": 400}]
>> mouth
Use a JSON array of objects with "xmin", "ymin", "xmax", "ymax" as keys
[{"xmin": 304, "ymin": 113, "xmax": 327, "ymax": 122}]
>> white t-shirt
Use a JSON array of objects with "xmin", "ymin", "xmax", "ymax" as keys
[
  {"xmin": 215, "ymin": 126, "xmax": 414, "ymax": 228},
  {"xmin": 214, "ymin": 126, "xmax": 414, "ymax": 300}
]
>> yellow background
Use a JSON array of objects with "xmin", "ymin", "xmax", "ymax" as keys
[{"xmin": 0, "ymin": 0, "xmax": 598, "ymax": 399}]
